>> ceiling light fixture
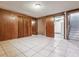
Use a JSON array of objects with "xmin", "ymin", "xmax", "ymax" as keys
[
  {"xmin": 35, "ymin": 4, "xmax": 40, "ymax": 8},
  {"xmin": 33, "ymin": 3, "xmax": 41, "ymax": 9}
]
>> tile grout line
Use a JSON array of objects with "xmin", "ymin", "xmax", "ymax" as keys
[
  {"xmin": 47, "ymin": 40, "xmax": 62, "ymax": 56},
  {"xmin": 31, "ymin": 40, "xmax": 55, "ymax": 56},
  {"xmin": 8, "ymin": 41, "xmax": 27, "ymax": 57},
  {"xmin": 48, "ymin": 40, "xmax": 68, "ymax": 57}
]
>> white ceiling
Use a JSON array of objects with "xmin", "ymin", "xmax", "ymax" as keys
[{"xmin": 0, "ymin": 1, "xmax": 79, "ymax": 18}]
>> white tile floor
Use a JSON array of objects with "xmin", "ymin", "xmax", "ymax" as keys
[{"xmin": 0, "ymin": 35, "xmax": 79, "ymax": 57}]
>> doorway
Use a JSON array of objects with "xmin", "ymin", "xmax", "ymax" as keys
[
  {"xmin": 68, "ymin": 12, "xmax": 79, "ymax": 40},
  {"xmin": 54, "ymin": 16, "xmax": 64, "ymax": 38}
]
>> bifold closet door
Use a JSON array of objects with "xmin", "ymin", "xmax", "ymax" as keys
[
  {"xmin": 24, "ymin": 17, "xmax": 32, "ymax": 36},
  {"xmin": 18, "ymin": 16, "xmax": 32, "ymax": 37},
  {"xmin": 46, "ymin": 17, "xmax": 54, "ymax": 37},
  {"xmin": 0, "ymin": 13, "xmax": 18, "ymax": 41}
]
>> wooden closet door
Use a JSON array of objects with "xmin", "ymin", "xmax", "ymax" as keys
[
  {"xmin": 0, "ymin": 14, "xmax": 18, "ymax": 41},
  {"xmin": 46, "ymin": 17, "xmax": 54, "ymax": 37},
  {"xmin": 24, "ymin": 17, "xmax": 28, "ymax": 36},
  {"xmin": 0, "ymin": 14, "xmax": 5, "ymax": 40},
  {"xmin": 23, "ymin": 17, "xmax": 32, "ymax": 36},
  {"xmin": 18, "ymin": 16, "xmax": 24, "ymax": 38},
  {"xmin": 18, "ymin": 16, "xmax": 32, "ymax": 37}
]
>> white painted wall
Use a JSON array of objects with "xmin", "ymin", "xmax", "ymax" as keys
[{"xmin": 54, "ymin": 16, "xmax": 64, "ymax": 35}]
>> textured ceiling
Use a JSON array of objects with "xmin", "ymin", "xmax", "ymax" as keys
[{"xmin": 0, "ymin": 1, "xmax": 79, "ymax": 18}]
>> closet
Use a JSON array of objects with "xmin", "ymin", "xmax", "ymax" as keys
[
  {"xmin": 0, "ymin": 9, "xmax": 18, "ymax": 41},
  {"xmin": 23, "ymin": 16, "xmax": 32, "ymax": 36},
  {"xmin": 46, "ymin": 16, "xmax": 54, "ymax": 37},
  {"xmin": 18, "ymin": 15, "xmax": 32, "ymax": 38},
  {"xmin": 0, "ymin": 8, "xmax": 34, "ymax": 41}
]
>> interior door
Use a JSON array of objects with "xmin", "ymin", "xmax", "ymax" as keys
[{"xmin": 46, "ymin": 17, "xmax": 54, "ymax": 37}]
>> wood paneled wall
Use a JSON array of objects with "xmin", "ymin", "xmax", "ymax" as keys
[
  {"xmin": 0, "ymin": 8, "xmax": 34, "ymax": 41},
  {"xmin": 1, "ymin": 8, "xmax": 77, "ymax": 40}
]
